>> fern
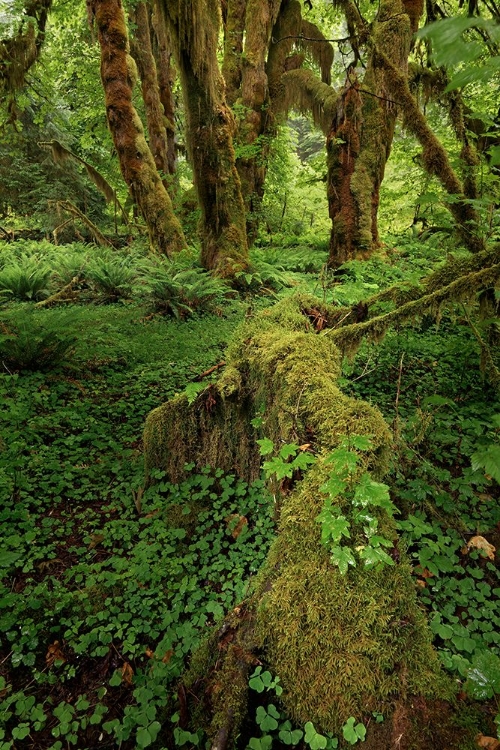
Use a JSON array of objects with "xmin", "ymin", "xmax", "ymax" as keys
[
  {"xmin": 0, "ymin": 255, "xmax": 51, "ymax": 301},
  {"xmin": 147, "ymin": 265, "xmax": 230, "ymax": 318}
]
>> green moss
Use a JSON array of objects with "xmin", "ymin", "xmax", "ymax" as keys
[
  {"xmin": 144, "ymin": 292, "xmax": 456, "ymax": 741},
  {"xmin": 254, "ymin": 462, "xmax": 451, "ymax": 732}
]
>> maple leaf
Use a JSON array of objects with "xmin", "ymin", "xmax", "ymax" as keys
[
  {"xmin": 121, "ymin": 662, "xmax": 133, "ymax": 685},
  {"xmin": 45, "ymin": 641, "xmax": 66, "ymax": 667},
  {"xmin": 465, "ymin": 535, "xmax": 496, "ymax": 560}
]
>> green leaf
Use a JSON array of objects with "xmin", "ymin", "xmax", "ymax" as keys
[
  {"xmin": 359, "ymin": 545, "xmax": 395, "ymax": 569},
  {"xmin": 330, "ymin": 546, "xmax": 356, "ymax": 575},
  {"xmin": 292, "ymin": 452, "xmax": 316, "ymax": 471},
  {"xmin": 257, "ymin": 438, "xmax": 274, "ymax": 456},
  {"xmin": 184, "ymin": 382, "xmax": 206, "ymax": 405},
  {"xmin": 320, "ymin": 476, "xmax": 347, "ymax": 499},
  {"xmin": 248, "ymin": 737, "xmax": 273, "ymax": 750},
  {"xmin": 471, "ymin": 444, "xmax": 500, "ymax": 483},
  {"xmin": 136, "ymin": 727, "xmax": 152, "ymax": 748},
  {"xmin": 256, "ymin": 705, "xmax": 279, "ymax": 732},
  {"xmin": 465, "ymin": 651, "xmax": 500, "ymax": 699},
  {"xmin": 279, "ymin": 443, "xmax": 299, "ymax": 459},
  {"xmin": 304, "ymin": 721, "xmax": 328, "ymax": 750},
  {"xmin": 326, "ymin": 447, "xmax": 358, "ymax": 475},
  {"xmin": 342, "ymin": 717, "xmax": 366, "ymax": 744},
  {"xmin": 316, "ymin": 509, "xmax": 351, "ymax": 545},
  {"xmin": 349, "ymin": 435, "xmax": 372, "ymax": 451},
  {"xmin": 263, "ymin": 456, "xmax": 294, "ymax": 480},
  {"xmin": 353, "ymin": 474, "xmax": 394, "ymax": 512}
]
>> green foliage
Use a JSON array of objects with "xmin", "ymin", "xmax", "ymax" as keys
[
  {"xmin": 248, "ymin": 666, "xmax": 283, "ymax": 696},
  {"xmin": 316, "ymin": 437, "xmax": 396, "ymax": 575},
  {"xmin": 0, "ymin": 290, "xmax": 258, "ymax": 747},
  {"xmin": 416, "ymin": 18, "xmax": 500, "ymax": 91},
  {"xmin": 87, "ymin": 254, "xmax": 137, "ymax": 302},
  {"xmin": 260, "ymin": 441, "xmax": 316, "ymax": 481},
  {"xmin": 342, "ymin": 717, "xmax": 366, "ymax": 745},
  {"xmin": 0, "ymin": 310, "xmax": 77, "ymax": 371},
  {"xmin": 0, "ymin": 255, "xmax": 51, "ymax": 301},
  {"xmin": 147, "ymin": 265, "xmax": 230, "ymax": 318}
]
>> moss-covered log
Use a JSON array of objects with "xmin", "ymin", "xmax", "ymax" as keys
[
  {"xmin": 144, "ymin": 295, "xmax": 454, "ymax": 746},
  {"xmin": 88, "ymin": 0, "xmax": 186, "ymax": 256},
  {"xmin": 158, "ymin": 0, "xmax": 248, "ymax": 277}
]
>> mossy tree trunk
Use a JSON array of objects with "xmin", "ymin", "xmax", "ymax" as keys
[
  {"xmin": 327, "ymin": 0, "xmax": 414, "ymax": 267},
  {"xmin": 0, "ymin": 0, "xmax": 52, "ymax": 95},
  {"xmin": 87, "ymin": 0, "xmax": 186, "ymax": 256},
  {"xmin": 221, "ymin": 0, "xmax": 247, "ymax": 107},
  {"xmin": 158, "ymin": 0, "xmax": 249, "ymax": 277},
  {"xmin": 144, "ymin": 294, "xmax": 454, "ymax": 747},
  {"xmin": 150, "ymin": 7, "xmax": 177, "ymax": 177},
  {"xmin": 129, "ymin": 1, "xmax": 171, "ymax": 192},
  {"xmin": 229, "ymin": 0, "xmax": 283, "ymax": 244},
  {"xmin": 220, "ymin": 0, "xmax": 332, "ymax": 245},
  {"xmin": 374, "ymin": 47, "xmax": 485, "ymax": 253}
]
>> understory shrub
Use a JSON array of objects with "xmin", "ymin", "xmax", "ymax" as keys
[
  {"xmin": 147, "ymin": 266, "xmax": 231, "ymax": 318},
  {"xmin": 0, "ymin": 255, "xmax": 51, "ymax": 302}
]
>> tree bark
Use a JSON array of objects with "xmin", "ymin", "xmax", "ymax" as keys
[
  {"xmin": 87, "ymin": 0, "xmax": 186, "ymax": 256},
  {"xmin": 221, "ymin": 0, "xmax": 247, "ymax": 106},
  {"xmin": 158, "ymin": 0, "xmax": 248, "ymax": 276},
  {"xmin": 231, "ymin": 0, "xmax": 283, "ymax": 244},
  {"xmin": 129, "ymin": 2, "xmax": 171, "ymax": 190},
  {"xmin": 327, "ymin": 0, "xmax": 414, "ymax": 267},
  {"xmin": 151, "ymin": 6, "xmax": 177, "ymax": 176}
]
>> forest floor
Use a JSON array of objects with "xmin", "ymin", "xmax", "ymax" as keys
[{"xmin": 0, "ymin": 235, "xmax": 499, "ymax": 749}]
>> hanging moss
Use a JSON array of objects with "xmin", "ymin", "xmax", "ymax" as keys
[
  {"xmin": 160, "ymin": 0, "xmax": 249, "ymax": 275},
  {"xmin": 0, "ymin": 0, "xmax": 51, "ymax": 94},
  {"xmin": 374, "ymin": 48, "xmax": 485, "ymax": 254},
  {"xmin": 281, "ymin": 69, "xmax": 338, "ymax": 134}
]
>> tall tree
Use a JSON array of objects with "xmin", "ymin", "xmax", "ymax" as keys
[
  {"xmin": 221, "ymin": 0, "xmax": 333, "ymax": 243},
  {"xmin": 150, "ymin": 6, "xmax": 177, "ymax": 177},
  {"xmin": 87, "ymin": 0, "xmax": 186, "ymax": 256},
  {"xmin": 0, "ymin": 0, "xmax": 52, "ymax": 95},
  {"xmin": 156, "ymin": 0, "xmax": 249, "ymax": 276},
  {"xmin": 129, "ymin": 1, "xmax": 172, "ymax": 192}
]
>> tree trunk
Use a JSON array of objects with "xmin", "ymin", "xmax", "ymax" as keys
[
  {"xmin": 327, "ymin": 0, "xmax": 414, "ymax": 267},
  {"xmin": 374, "ymin": 48, "xmax": 485, "ymax": 254},
  {"xmin": 158, "ymin": 0, "xmax": 248, "ymax": 277},
  {"xmin": 0, "ymin": 0, "xmax": 52, "ymax": 94},
  {"xmin": 129, "ymin": 2, "xmax": 171, "ymax": 190},
  {"xmin": 144, "ymin": 293, "xmax": 454, "ymax": 747},
  {"xmin": 231, "ymin": 0, "xmax": 283, "ymax": 244},
  {"xmin": 150, "ymin": 6, "xmax": 177, "ymax": 176},
  {"xmin": 87, "ymin": 0, "xmax": 186, "ymax": 256},
  {"xmin": 221, "ymin": 0, "xmax": 247, "ymax": 106}
]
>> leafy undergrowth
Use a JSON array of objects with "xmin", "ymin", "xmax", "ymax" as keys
[
  {"xmin": 0, "ymin": 299, "xmax": 276, "ymax": 748},
  {"xmin": 1, "ymin": 235, "xmax": 499, "ymax": 748},
  {"xmin": 343, "ymin": 316, "xmax": 500, "ymax": 738}
]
